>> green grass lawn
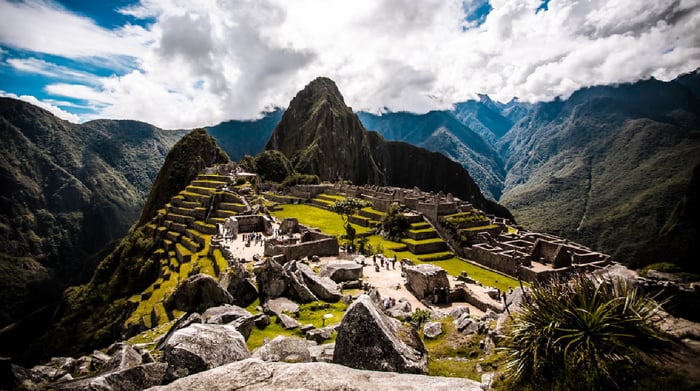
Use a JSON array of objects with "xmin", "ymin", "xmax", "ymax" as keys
[{"xmin": 270, "ymin": 204, "xmax": 372, "ymax": 236}]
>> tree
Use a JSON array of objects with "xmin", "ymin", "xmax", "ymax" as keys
[
  {"xmin": 331, "ymin": 198, "xmax": 369, "ymax": 246},
  {"xmin": 504, "ymin": 273, "xmax": 675, "ymax": 390},
  {"xmin": 380, "ymin": 204, "xmax": 410, "ymax": 241}
]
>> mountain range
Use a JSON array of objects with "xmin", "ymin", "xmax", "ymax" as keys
[{"xmin": 0, "ymin": 98, "xmax": 186, "ymax": 335}]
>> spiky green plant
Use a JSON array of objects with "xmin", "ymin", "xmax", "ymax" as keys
[{"xmin": 504, "ymin": 273, "xmax": 674, "ymax": 389}]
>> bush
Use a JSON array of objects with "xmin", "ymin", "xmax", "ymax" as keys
[
  {"xmin": 504, "ymin": 273, "xmax": 675, "ymax": 390},
  {"xmin": 381, "ymin": 205, "xmax": 410, "ymax": 241}
]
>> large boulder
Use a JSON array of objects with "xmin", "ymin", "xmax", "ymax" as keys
[
  {"xmin": 146, "ymin": 358, "xmax": 482, "ymax": 391},
  {"xmin": 454, "ymin": 313, "xmax": 478, "ymax": 334},
  {"xmin": 305, "ymin": 327, "xmax": 333, "ymax": 344},
  {"xmin": 53, "ymin": 362, "xmax": 167, "ymax": 391},
  {"xmin": 404, "ymin": 264, "xmax": 450, "ymax": 300},
  {"xmin": 296, "ymin": 263, "xmax": 342, "ymax": 303},
  {"xmin": 163, "ymin": 324, "xmax": 251, "ymax": 375},
  {"xmin": 219, "ymin": 264, "xmax": 259, "ymax": 307},
  {"xmin": 320, "ymin": 262, "xmax": 363, "ymax": 282},
  {"xmin": 285, "ymin": 269, "xmax": 319, "ymax": 303},
  {"xmin": 201, "ymin": 304, "xmax": 255, "ymax": 340},
  {"xmin": 253, "ymin": 259, "xmax": 288, "ymax": 301},
  {"xmin": 263, "ymin": 297, "xmax": 300, "ymax": 318},
  {"xmin": 333, "ymin": 295, "xmax": 428, "ymax": 374},
  {"xmin": 164, "ymin": 274, "xmax": 233, "ymax": 312},
  {"xmin": 252, "ymin": 336, "xmax": 311, "ymax": 363}
]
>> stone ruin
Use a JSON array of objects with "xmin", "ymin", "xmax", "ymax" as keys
[{"xmin": 277, "ymin": 182, "xmax": 611, "ymax": 282}]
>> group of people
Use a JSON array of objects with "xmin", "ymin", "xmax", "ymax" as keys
[
  {"xmin": 372, "ymin": 254, "xmax": 397, "ymax": 272},
  {"xmin": 242, "ymin": 232, "xmax": 265, "ymax": 246},
  {"xmin": 431, "ymin": 286, "xmax": 451, "ymax": 305}
]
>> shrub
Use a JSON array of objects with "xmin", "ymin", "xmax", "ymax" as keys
[{"xmin": 504, "ymin": 273, "xmax": 675, "ymax": 390}]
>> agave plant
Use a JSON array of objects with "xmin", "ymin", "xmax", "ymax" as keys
[{"xmin": 504, "ymin": 273, "xmax": 674, "ymax": 389}]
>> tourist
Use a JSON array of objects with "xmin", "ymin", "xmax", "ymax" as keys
[{"xmin": 391, "ymin": 256, "xmax": 396, "ymax": 270}]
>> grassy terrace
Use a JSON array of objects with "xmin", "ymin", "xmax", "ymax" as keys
[{"xmin": 269, "ymin": 202, "xmax": 520, "ymax": 291}]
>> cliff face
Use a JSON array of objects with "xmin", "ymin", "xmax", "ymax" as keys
[{"xmin": 266, "ymin": 77, "xmax": 510, "ymax": 218}]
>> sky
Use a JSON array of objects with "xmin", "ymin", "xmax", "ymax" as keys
[{"xmin": 0, "ymin": 0, "xmax": 699, "ymax": 129}]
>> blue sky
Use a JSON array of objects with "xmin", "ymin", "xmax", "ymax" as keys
[{"xmin": 1, "ymin": 0, "xmax": 698, "ymax": 128}]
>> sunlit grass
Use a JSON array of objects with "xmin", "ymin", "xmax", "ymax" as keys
[{"xmin": 270, "ymin": 204, "xmax": 371, "ymax": 236}]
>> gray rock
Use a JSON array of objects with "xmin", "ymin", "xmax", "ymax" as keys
[
  {"xmin": 145, "ymin": 358, "xmax": 482, "ymax": 391},
  {"xmin": 163, "ymin": 323, "xmax": 251, "ymax": 375},
  {"xmin": 263, "ymin": 297, "xmax": 300, "ymax": 318},
  {"xmin": 276, "ymin": 313, "xmax": 301, "ymax": 330},
  {"xmin": 320, "ymin": 262, "xmax": 363, "ymax": 282},
  {"xmin": 308, "ymin": 343, "xmax": 335, "ymax": 363},
  {"xmin": 333, "ymin": 295, "xmax": 428, "ymax": 374},
  {"xmin": 285, "ymin": 268, "xmax": 319, "ymax": 303},
  {"xmin": 218, "ymin": 264, "xmax": 259, "ymax": 307},
  {"xmin": 423, "ymin": 321, "xmax": 443, "ymax": 339},
  {"xmin": 305, "ymin": 327, "xmax": 333, "ymax": 344},
  {"xmin": 202, "ymin": 305, "xmax": 255, "ymax": 340},
  {"xmin": 484, "ymin": 287, "xmax": 500, "ymax": 300},
  {"xmin": 404, "ymin": 264, "xmax": 449, "ymax": 300},
  {"xmin": 164, "ymin": 274, "xmax": 233, "ymax": 312},
  {"xmin": 448, "ymin": 305, "xmax": 470, "ymax": 319},
  {"xmin": 252, "ymin": 336, "xmax": 311, "ymax": 363},
  {"xmin": 253, "ymin": 258, "xmax": 288, "ymax": 301},
  {"xmin": 481, "ymin": 309, "xmax": 498, "ymax": 321},
  {"xmin": 103, "ymin": 344, "xmax": 142, "ymax": 371},
  {"xmin": 296, "ymin": 263, "xmax": 342, "ymax": 303},
  {"xmin": 454, "ymin": 313, "xmax": 478, "ymax": 334},
  {"xmin": 54, "ymin": 362, "xmax": 167, "ymax": 391},
  {"xmin": 252, "ymin": 313, "xmax": 270, "ymax": 329},
  {"xmin": 156, "ymin": 312, "xmax": 202, "ymax": 352}
]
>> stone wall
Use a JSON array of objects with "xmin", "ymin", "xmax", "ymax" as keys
[{"xmin": 264, "ymin": 231, "xmax": 339, "ymax": 262}]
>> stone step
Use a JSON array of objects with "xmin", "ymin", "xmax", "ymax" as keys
[
  {"xmin": 407, "ymin": 228, "xmax": 438, "ymax": 240},
  {"xmin": 166, "ymin": 212, "xmax": 195, "ymax": 226},
  {"xmin": 197, "ymin": 174, "xmax": 229, "ymax": 182},
  {"xmin": 417, "ymin": 252, "xmax": 454, "ymax": 262},
  {"xmin": 169, "ymin": 221, "xmax": 188, "ymax": 234},
  {"xmin": 401, "ymin": 237, "xmax": 447, "ymax": 254},
  {"xmin": 410, "ymin": 222, "xmax": 431, "ymax": 230},
  {"xmin": 194, "ymin": 220, "xmax": 217, "ymax": 235},
  {"xmin": 186, "ymin": 185, "xmax": 215, "ymax": 196},
  {"xmin": 181, "ymin": 191, "xmax": 210, "ymax": 204},
  {"xmin": 180, "ymin": 235, "xmax": 200, "ymax": 253},
  {"xmin": 359, "ymin": 207, "xmax": 385, "ymax": 221},
  {"xmin": 186, "ymin": 228, "xmax": 207, "ymax": 247},
  {"xmin": 192, "ymin": 179, "xmax": 228, "ymax": 189},
  {"xmin": 215, "ymin": 209, "xmax": 238, "ymax": 219},
  {"xmin": 166, "ymin": 230, "xmax": 181, "ymax": 243},
  {"xmin": 310, "ymin": 198, "xmax": 333, "ymax": 210},
  {"xmin": 208, "ymin": 217, "xmax": 226, "ymax": 225},
  {"xmin": 219, "ymin": 202, "xmax": 248, "ymax": 213},
  {"xmin": 175, "ymin": 243, "xmax": 192, "ymax": 264}
]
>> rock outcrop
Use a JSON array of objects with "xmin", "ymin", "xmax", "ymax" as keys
[
  {"xmin": 146, "ymin": 358, "xmax": 482, "ymax": 391},
  {"xmin": 333, "ymin": 295, "xmax": 428, "ymax": 374},
  {"xmin": 404, "ymin": 264, "xmax": 450, "ymax": 300},
  {"xmin": 295, "ymin": 262, "xmax": 342, "ymax": 303},
  {"xmin": 164, "ymin": 274, "xmax": 234, "ymax": 312},
  {"xmin": 320, "ymin": 262, "xmax": 363, "ymax": 282},
  {"xmin": 54, "ymin": 363, "xmax": 168, "ymax": 391},
  {"xmin": 252, "ymin": 336, "xmax": 312, "ymax": 363},
  {"xmin": 218, "ymin": 263, "xmax": 258, "ymax": 308},
  {"xmin": 201, "ymin": 304, "xmax": 255, "ymax": 340},
  {"xmin": 163, "ymin": 324, "xmax": 250, "ymax": 375}
]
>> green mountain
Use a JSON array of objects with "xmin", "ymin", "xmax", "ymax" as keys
[
  {"xmin": 0, "ymin": 97, "xmax": 186, "ymax": 340},
  {"xmin": 266, "ymin": 77, "xmax": 511, "ymax": 218},
  {"xmin": 498, "ymin": 74, "xmax": 700, "ymax": 268},
  {"xmin": 358, "ymin": 111, "xmax": 505, "ymax": 200},
  {"xmin": 24, "ymin": 129, "xmax": 228, "ymax": 363}
]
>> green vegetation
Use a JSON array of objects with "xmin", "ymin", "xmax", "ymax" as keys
[
  {"xmin": 240, "ymin": 150, "xmax": 294, "ymax": 183},
  {"xmin": 422, "ymin": 317, "xmax": 508, "ymax": 380},
  {"xmin": 280, "ymin": 173, "xmax": 320, "ymax": 188},
  {"xmin": 503, "ymin": 274, "xmax": 676, "ymax": 390},
  {"xmin": 331, "ymin": 198, "xmax": 372, "ymax": 245},
  {"xmin": 270, "ymin": 204, "xmax": 371, "ymax": 236},
  {"xmin": 245, "ymin": 300, "xmax": 349, "ymax": 350},
  {"xmin": 380, "ymin": 204, "xmax": 410, "ymax": 241}
]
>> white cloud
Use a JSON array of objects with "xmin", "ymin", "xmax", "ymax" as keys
[
  {"xmin": 1, "ymin": 0, "xmax": 699, "ymax": 128},
  {"xmin": 0, "ymin": 90, "xmax": 81, "ymax": 122},
  {"xmin": 7, "ymin": 57, "xmax": 101, "ymax": 84}
]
